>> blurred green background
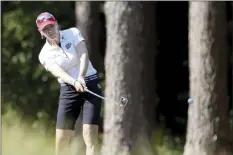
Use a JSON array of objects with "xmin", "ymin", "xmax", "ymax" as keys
[{"xmin": 2, "ymin": 1, "xmax": 232, "ymax": 155}]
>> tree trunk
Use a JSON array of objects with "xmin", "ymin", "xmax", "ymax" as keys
[
  {"xmin": 102, "ymin": 2, "xmax": 157, "ymax": 155},
  {"xmin": 184, "ymin": 2, "xmax": 233, "ymax": 155},
  {"xmin": 75, "ymin": 1, "xmax": 104, "ymax": 72}
]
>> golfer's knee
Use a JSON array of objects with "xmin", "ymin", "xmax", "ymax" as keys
[
  {"xmin": 56, "ymin": 129, "xmax": 73, "ymax": 148},
  {"xmin": 83, "ymin": 124, "xmax": 99, "ymax": 147}
]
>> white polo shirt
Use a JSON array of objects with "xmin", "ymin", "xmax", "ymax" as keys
[{"xmin": 38, "ymin": 27, "xmax": 97, "ymax": 84}]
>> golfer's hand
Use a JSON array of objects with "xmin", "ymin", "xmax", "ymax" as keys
[
  {"xmin": 74, "ymin": 76, "xmax": 86, "ymax": 92},
  {"xmin": 74, "ymin": 81, "xmax": 85, "ymax": 92},
  {"xmin": 78, "ymin": 76, "xmax": 86, "ymax": 87}
]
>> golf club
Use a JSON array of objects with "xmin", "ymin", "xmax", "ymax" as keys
[{"xmin": 84, "ymin": 87, "xmax": 128, "ymax": 107}]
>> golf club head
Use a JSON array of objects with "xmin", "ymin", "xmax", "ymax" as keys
[
  {"xmin": 85, "ymin": 87, "xmax": 128, "ymax": 108},
  {"xmin": 120, "ymin": 97, "xmax": 128, "ymax": 107}
]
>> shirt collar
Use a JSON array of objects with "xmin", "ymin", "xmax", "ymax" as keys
[
  {"xmin": 59, "ymin": 30, "xmax": 65, "ymax": 42},
  {"xmin": 45, "ymin": 30, "xmax": 64, "ymax": 47}
]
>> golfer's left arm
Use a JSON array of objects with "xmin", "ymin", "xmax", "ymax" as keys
[{"xmin": 76, "ymin": 41, "xmax": 89, "ymax": 80}]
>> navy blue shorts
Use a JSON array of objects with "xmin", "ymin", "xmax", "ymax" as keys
[{"xmin": 56, "ymin": 74, "xmax": 102, "ymax": 130}]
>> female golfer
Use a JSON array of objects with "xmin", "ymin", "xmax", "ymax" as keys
[{"xmin": 36, "ymin": 12, "xmax": 102, "ymax": 155}]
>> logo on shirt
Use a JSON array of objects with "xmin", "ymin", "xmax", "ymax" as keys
[
  {"xmin": 53, "ymin": 54, "xmax": 61, "ymax": 59},
  {"xmin": 65, "ymin": 43, "xmax": 71, "ymax": 49}
]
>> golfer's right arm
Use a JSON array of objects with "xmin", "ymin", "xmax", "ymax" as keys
[{"xmin": 47, "ymin": 63, "xmax": 76, "ymax": 86}]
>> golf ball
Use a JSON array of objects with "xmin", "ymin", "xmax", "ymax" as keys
[{"xmin": 187, "ymin": 98, "xmax": 193, "ymax": 104}]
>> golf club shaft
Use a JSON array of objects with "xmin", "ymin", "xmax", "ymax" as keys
[{"xmin": 84, "ymin": 88, "xmax": 120, "ymax": 106}]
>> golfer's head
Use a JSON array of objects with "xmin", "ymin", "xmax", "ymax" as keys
[{"xmin": 36, "ymin": 12, "xmax": 59, "ymax": 39}]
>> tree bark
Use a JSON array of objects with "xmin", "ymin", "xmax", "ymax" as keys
[
  {"xmin": 184, "ymin": 2, "xmax": 233, "ymax": 155},
  {"xmin": 75, "ymin": 1, "xmax": 104, "ymax": 72},
  {"xmin": 102, "ymin": 2, "xmax": 157, "ymax": 155}
]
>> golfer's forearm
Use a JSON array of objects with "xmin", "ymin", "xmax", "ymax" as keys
[
  {"xmin": 76, "ymin": 41, "xmax": 89, "ymax": 77},
  {"xmin": 48, "ymin": 64, "xmax": 76, "ymax": 86},
  {"xmin": 79, "ymin": 53, "xmax": 89, "ymax": 77}
]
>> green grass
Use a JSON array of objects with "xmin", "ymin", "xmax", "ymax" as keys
[
  {"xmin": 2, "ymin": 110, "xmax": 55, "ymax": 155},
  {"xmin": 2, "ymin": 109, "xmax": 183, "ymax": 155}
]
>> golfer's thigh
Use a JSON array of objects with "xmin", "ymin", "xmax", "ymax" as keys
[
  {"xmin": 56, "ymin": 100, "xmax": 82, "ymax": 130},
  {"xmin": 83, "ymin": 84, "xmax": 102, "ymax": 125}
]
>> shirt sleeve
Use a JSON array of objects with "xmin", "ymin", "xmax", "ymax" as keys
[
  {"xmin": 39, "ymin": 53, "xmax": 55, "ymax": 71},
  {"xmin": 70, "ymin": 27, "xmax": 85, "ymax": 46}
]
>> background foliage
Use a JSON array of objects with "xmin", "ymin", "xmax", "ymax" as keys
[{"xmin": 2, "ymin": 1, "xmax": 232, "ymax": 155}]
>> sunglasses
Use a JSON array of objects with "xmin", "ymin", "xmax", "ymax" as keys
[{"xmin": 36, "ymin": 13, "xmax": 55, "ymax": 24}]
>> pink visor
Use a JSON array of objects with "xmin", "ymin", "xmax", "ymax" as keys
[{"xmin": 36, "ymin": 12, "xmax": 57, "ymax": 31}]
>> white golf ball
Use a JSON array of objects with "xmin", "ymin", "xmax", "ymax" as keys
[{"xmin": 188, "ymin": 98, "xmax": 193, "ymax": 104}]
